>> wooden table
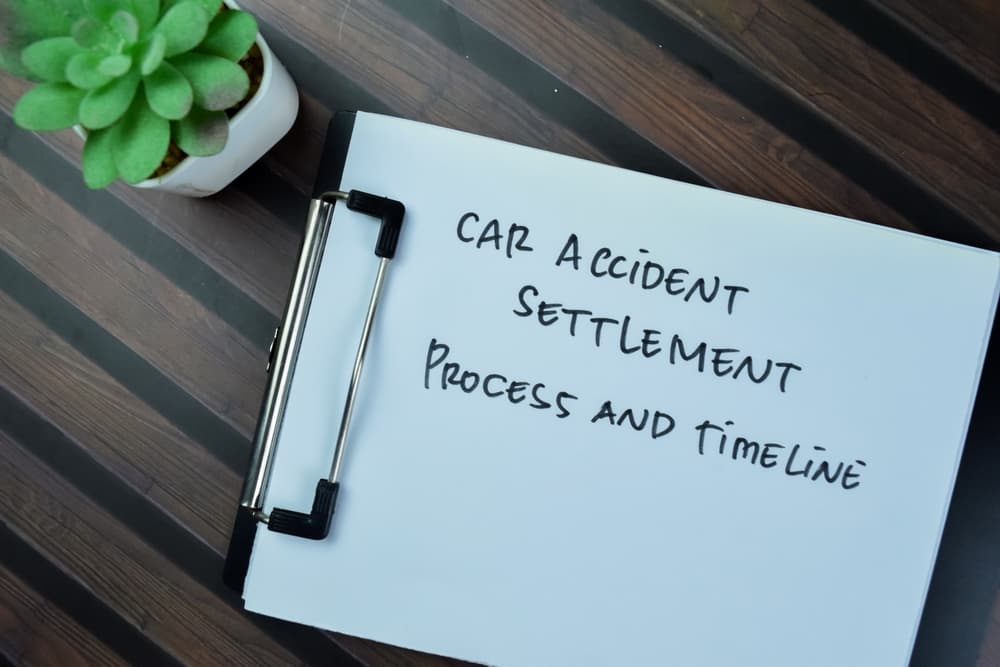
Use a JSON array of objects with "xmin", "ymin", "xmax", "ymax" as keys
[{"xmin": 1, "ymin": 1, "xmax": 998, "ymax": 665}]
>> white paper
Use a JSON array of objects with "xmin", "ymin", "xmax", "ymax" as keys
[{"xmin": 243, "ymin": 112, "xmax": 1000, "ymax": 666}]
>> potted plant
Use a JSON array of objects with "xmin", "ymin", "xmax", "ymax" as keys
[{"xmin": 1, "ymin": 0, "xmax": 298, "ymax": 196}]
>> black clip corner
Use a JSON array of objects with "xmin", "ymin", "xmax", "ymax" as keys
[
  {"xmin": 345, "ymin": 190, "xmax": 405, "ymax": 259},
  {"xmin": 268, "ymin": 479, "xmax": 340, "ymax": 540}
]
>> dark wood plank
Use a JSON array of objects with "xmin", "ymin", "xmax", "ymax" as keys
[
  {"xmin": 121, "ymin": 185, "xmax": 299, "ymax": 320},
  {"xmin": 333, "ymin": 634, "xmax": 473, "ymax": 667},
  {"xmin": 0, "ymin": 563, "xmax": 128, "ymax": 667},
  {"xmin": 0, "ymin": 286, "xmax": 239, "ymax": 553},
  {"xmin": 651, "ymin": 0, "xmax": 1000, "ymax": 241},
  {"xmin": 0, "ymin": 518, "xmax": 181, "ymax": 666},
  {"xmin": 877, "ymin": 0, "xmax": 1000, "ymax": 90},
  {"xmin": 261, "ymin": 92, "xmax": 331, "ymax": 196},
  {"xmin": 0, "ymin": 155, "xmax": 264, "ymax": 441},
  {"xmin": 0, "ymin": 429, "xmax": 299, "ymax": 666},
  {"xmin": 445, "ymin": 0, "xmax": 913, "ymax": 232},
  {"xmin": 103, "ymin": 179, "xmax": 298, "ymax": 320},
  {"xmin": 240, "ymin": 0, "xmax": 609, "ymax": 163}
]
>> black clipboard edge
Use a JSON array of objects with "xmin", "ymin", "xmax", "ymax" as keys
[
  {"xmin": 313, "ymin": 111, "xmax": 357, "ymax": 199},
  {"xmin": 223, "ymin": 111, "xmax": 358, "ymax": 593},
  {"xmin": 223, "ymin": 505, "xmax": 258, "ymax": 591}
]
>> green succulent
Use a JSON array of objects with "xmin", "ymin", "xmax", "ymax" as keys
[{"xmin": 8, "ymin": 0, "xmax": 258, "ymax": 187}]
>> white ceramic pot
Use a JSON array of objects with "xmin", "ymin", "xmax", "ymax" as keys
[{"xmin": 76, "ymin": 2, "xmax": 299, "ymax": 197}]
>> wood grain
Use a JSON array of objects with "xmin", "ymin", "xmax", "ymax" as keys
[
  {"xmin": 240, "ymin": 0, "xmax": 609, "ymax": 164},
  {"xmin": 877, "ymin": 0, "xmax": 1000, "ymax": 90},
  {"xmin": 0, "ymin": 154, "xmax": 264, "ymax": 440},
  {"xmin": 446, "ymin": 0, "xmax": 913, "ymax": 231},
  {"xmin": 0, "ymin": 563, "xmax": 127, "ymax": 666},
  {"xmin": 653, "ymin": 0, "xmax": 1000, "ymax": 242},
  {"xmin": 332, "ymin": 634, "xmax": 476, "ymax": 667},
  {"xmin": 261, "ymin": 92, "xmax": 331, "ymax": 196},
  {"xmin": 0, "ymin": 430, "xmax": 299, "ymax": 666},
  {"xmin": 0, "ymin": 288, "xmax": 239, "ymax": 553}
]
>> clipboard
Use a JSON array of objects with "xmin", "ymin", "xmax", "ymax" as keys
[
  {"xmin": 219, "ymin": 110, "xmax": 998, "ymax": 666},
  {"xmin": 224, "ymin": 111, "xmax": 406, "ymax": 592}
]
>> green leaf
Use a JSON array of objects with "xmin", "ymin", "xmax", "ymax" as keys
[
  {"xmin": 12, "ymin": 82, "xmax": 85, "ymax": 130},
  {"xmin": 109, "ymin": 10, "xmax": 140, "ymax": 44},
  {"xmin": 161, "ymin": 0, "xmax": 220, "ymax": 15},
  {"xmin": 198, "ymin": 10, "xmax": 256, "ymax": 61},
  {"xmin": 173, "ymin": 105, "xmax": 226, "ymax": 155},
  {"xmin": 66, "ymin": 51, "xmax": 112, "ymax": 88},
  {"xmin": 98, "ymin": 53, "xmax": 132, "ymax": 76},
  {"xmin": 83, "ymin": 0, "xmax": 131, "ymax": 21},
  {"xmin": 170, "ymin": 52, "xmax": 247, "ymax": 110},
  {"xmin": 71, "ymin": 17, "xmax": 112, "ymax": 49},
  {"xmin": 21, "ymin": 37, "xmax": 80, "ymax": 82},
  {"xmin": 154, "ymin": 0, "xmax": 209, "ymax": 57},
  {"xmin": 82, "ymin": 126, "xmax": 118, "ymax": 188},
  {"xmin": 78, "ymin": 69, "xmax": 140, "ymax": 128},
  {"xmin": 112, "ymin": 93, "xmax": 170, "ymax": 182},
  {"xmin": 131, "ymin": 0, "xmax": 160, "ymax": 33},
  {"xmin": 144, "ymin": 61, "xmax": 192, "ymax": 119},
  {"xmin": 138, "ymin": 33, "xmax": 166, "ymax": 75}
]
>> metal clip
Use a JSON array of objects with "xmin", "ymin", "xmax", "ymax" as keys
[{"xmin": 261, "ymin": 189, "xmax": 406, "ymax": 540}]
